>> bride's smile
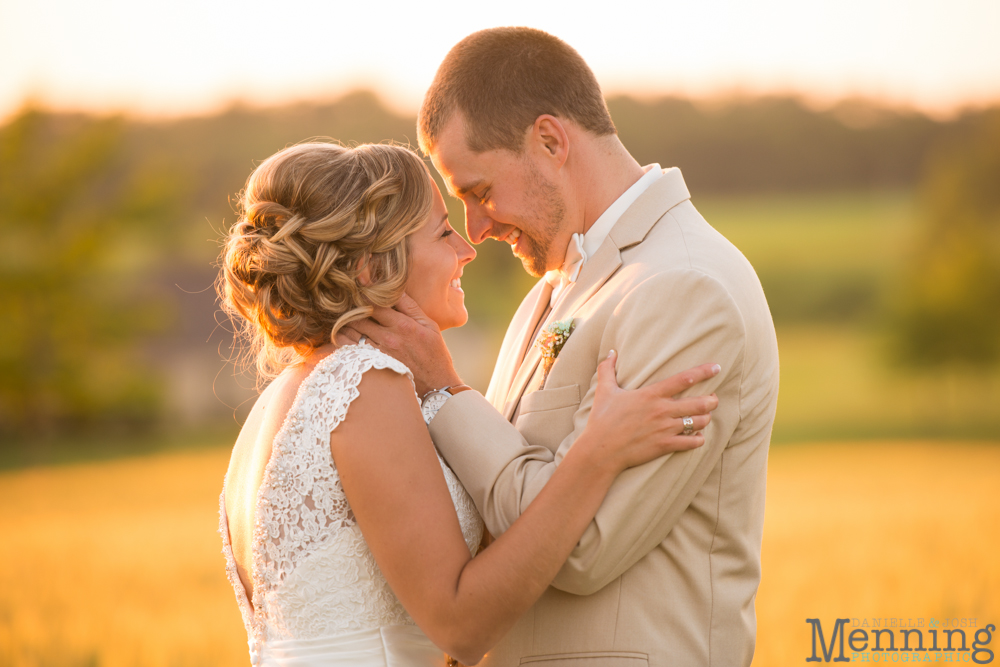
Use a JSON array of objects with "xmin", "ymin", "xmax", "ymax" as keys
[{"xmin": 403, "ymin": 177, "xmax": 476, "ymax": 331}]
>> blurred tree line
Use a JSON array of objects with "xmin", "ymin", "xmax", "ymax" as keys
[
  {"xmin": 613, "ymin": 96, "xmax": 943, "ymax": 193},
  {"xmin": 0, "ymin": 111, "xmax": 180, "ymax": 435},
  {"xmin": 891, "ymin": 109, "xmax": 1000, "ymax": 366},
  {"xmin": 0, "ymin": 91, "xmax": 997, "ymax": 438}
]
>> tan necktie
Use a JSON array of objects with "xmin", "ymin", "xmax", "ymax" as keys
[{"xmin": 544, "ymin": 232, "xmax": 587, "ymax": 306}]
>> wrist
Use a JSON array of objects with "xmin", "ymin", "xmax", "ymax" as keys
[
  {"xmin": 563, "ymin": 431, "xmax": 621, "ymax": 486},
  {"xmin": 420, "ymin": 384, "xmax": 472, "ymax": 403},
  {"xmin": 417, "ymin": 372, "xmax": 463, "ymax": 397}
]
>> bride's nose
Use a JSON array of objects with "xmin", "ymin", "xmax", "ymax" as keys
[{"xmin": 453, "ymin": 232, "xmax": 476, "ymax": 264}]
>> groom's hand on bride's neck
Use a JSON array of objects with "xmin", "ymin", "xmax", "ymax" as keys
[{"xmin": 336, "ymin": 294, "xmax": 463, "ymax": 397}]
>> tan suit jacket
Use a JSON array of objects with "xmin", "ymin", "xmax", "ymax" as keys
[{"xmin": 430, "ymin": 168, "xmax": 779, "ymax": 667}]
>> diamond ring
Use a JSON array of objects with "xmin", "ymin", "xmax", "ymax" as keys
[{"xmin": 682, "ymin": 416, "xmax": 695, "ymax": 436}]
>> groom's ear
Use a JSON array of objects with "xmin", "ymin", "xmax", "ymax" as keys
[{"xmin": 531, "ymin": 114, "xmax": 570, "ymax": 168}]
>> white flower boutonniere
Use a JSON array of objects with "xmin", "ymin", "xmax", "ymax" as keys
[{"xmin": 535, "ymin": 318, "xmax": 575, "ymax": 384}]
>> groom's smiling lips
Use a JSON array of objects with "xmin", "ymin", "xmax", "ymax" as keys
[
  {"xmin": 500, "ymin": 228, "xmax": 521, "ymax": 243},
  {"xmin": 497, "ymin": 226, "xmax": 523, "ymax": 250}
]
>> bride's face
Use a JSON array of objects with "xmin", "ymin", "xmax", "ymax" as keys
[{"xmin": 404, "ymin": 177, "xmax": 476, "ymax": 331}]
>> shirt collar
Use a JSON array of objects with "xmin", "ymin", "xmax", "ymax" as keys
[
  {"xmin": 544, "ymin": 164, "xmax": 663, "ymax": 297},
  {"xmin": 581, "ymin": 163, "xmax": 663, "ymax": 259}
]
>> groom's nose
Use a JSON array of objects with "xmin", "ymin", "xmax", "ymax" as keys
[{"xmin": 464, "ymin": 204, "xmax": 494, "ymax": 245}]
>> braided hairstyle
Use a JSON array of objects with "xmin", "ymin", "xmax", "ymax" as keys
[{"xmin": 219, "ymin": 142, "xmax": 433, "ymax": 378}]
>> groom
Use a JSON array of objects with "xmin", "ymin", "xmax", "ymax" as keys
[{"xmin": 355, "ymin": 28, "xmax": 778, "ymax": 667}]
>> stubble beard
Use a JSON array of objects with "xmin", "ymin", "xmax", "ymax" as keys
[{"xmin": 516, "ymin": 168, "xmax": 566, "ymax": 278}]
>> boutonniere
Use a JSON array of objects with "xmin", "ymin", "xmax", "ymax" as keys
[{"xmin": 536, "ymin": 318, "xmax": 575, "ymax": 384}]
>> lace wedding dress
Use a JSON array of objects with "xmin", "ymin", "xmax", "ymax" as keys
[{"xmin": 219, "ymin": 344, "xmax": 484, "ymax": 666}]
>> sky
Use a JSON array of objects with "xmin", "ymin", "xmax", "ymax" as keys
[{"xmin": 2, "ymin": 0, "xmax": 999, "ymax": 122}]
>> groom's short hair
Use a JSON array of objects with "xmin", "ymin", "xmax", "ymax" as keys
[{"xmin": 418, "ymin": 27, "xmax": 616, "ymax": 155}]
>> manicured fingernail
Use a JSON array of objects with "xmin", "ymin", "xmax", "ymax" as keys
[
  {"xmin": 607, "ymin": 349, "xmax": 616, "ymax": 358},
  {"xmin": 712, "ymin": 364, "xmax": 721, "ymax": 374}
]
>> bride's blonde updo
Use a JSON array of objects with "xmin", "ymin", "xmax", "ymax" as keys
[{"xmin": 219, "ymin": 142, "xmax": 433, "ymax": 378}]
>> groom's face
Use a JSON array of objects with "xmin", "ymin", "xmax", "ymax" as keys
[{"xmin": 428, "ymin": 114, "xmax": 568, "ymax": 278}]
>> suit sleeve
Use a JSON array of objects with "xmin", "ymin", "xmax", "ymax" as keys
[
  {"xmin": 430, "ymin": 269, "xmax": 746, "ymax": 595},
  {"xmin": 428, "ymin": 390, "xmax": 558, "ymax": 536}
]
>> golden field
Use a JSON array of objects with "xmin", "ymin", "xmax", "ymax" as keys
[{"xmin": 1, "ymin": 442, "xmax": 998, "ymax": 666}]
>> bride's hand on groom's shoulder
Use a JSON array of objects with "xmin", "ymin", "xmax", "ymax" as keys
[
  {"xmin": 581, "ymin": 351, "xmax": 721, "ymax": 471},
  {"xmin": 335, "ymin": 294, "xmax": 463, "ymax": 397}
]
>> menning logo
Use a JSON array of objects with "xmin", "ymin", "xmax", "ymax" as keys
[{"xmin": 805, "ymin": 618, "xmax": 996, "ymax": 664}]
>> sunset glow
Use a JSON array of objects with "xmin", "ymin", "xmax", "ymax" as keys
[{"xmin": 2, "ymin": 0, "xmax": 999, "ymax": 121}]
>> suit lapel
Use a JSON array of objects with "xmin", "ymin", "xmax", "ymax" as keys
[
  {"xmin": 607, "ymin": 167, "xmax": 690, "ymax": 250},
  {"xmin": 488, "ymin": 279, "xmax": 552, "ymax": 412},
  {"xmin": 550, "ymin": 241, "xmax": 622, "ymax": 326},
  {"xmin": 502, "ymin": 241, "xmax": 622, "ymax": 420},
  {"xmin": 496, "ymin": 167, "xmax": 693, "ymax": 420}
]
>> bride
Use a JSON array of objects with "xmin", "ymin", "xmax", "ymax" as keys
[{"xmin": 217, "ymin": 142, "xmax": 719, "ymax": 666}]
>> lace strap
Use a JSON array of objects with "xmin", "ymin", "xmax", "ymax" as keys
[{"xmin": 312, "ymin": 343, "xmax": 416, "ymax": 433}]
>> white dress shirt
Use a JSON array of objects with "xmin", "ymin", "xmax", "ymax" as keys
[{"xmin": 547, "ymin": 164, "xmax": 663, "ymax": 306}]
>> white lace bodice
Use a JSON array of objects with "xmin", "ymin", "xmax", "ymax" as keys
[{"xmin": 219, "ymin": 344, "xmax": 483, "ymax": 663}]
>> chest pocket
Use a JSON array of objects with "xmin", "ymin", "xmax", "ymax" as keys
[{"xmin": 515, "ymin": 383, "xmax": 581, "ymax": 453}]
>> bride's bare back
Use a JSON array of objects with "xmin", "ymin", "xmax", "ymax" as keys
[{"xmin": 223, "ymin": 352, "xmax": 329, "ymax": 600}]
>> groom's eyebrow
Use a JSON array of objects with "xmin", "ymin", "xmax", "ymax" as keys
[{"xmin": 451, "ymin": 179, "xmax": 483, "ymax": 198}]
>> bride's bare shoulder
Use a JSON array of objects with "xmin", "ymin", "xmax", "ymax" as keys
[{"xmin": 330, "ymin": 366, "xmax": 423, "ymax": 442}]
